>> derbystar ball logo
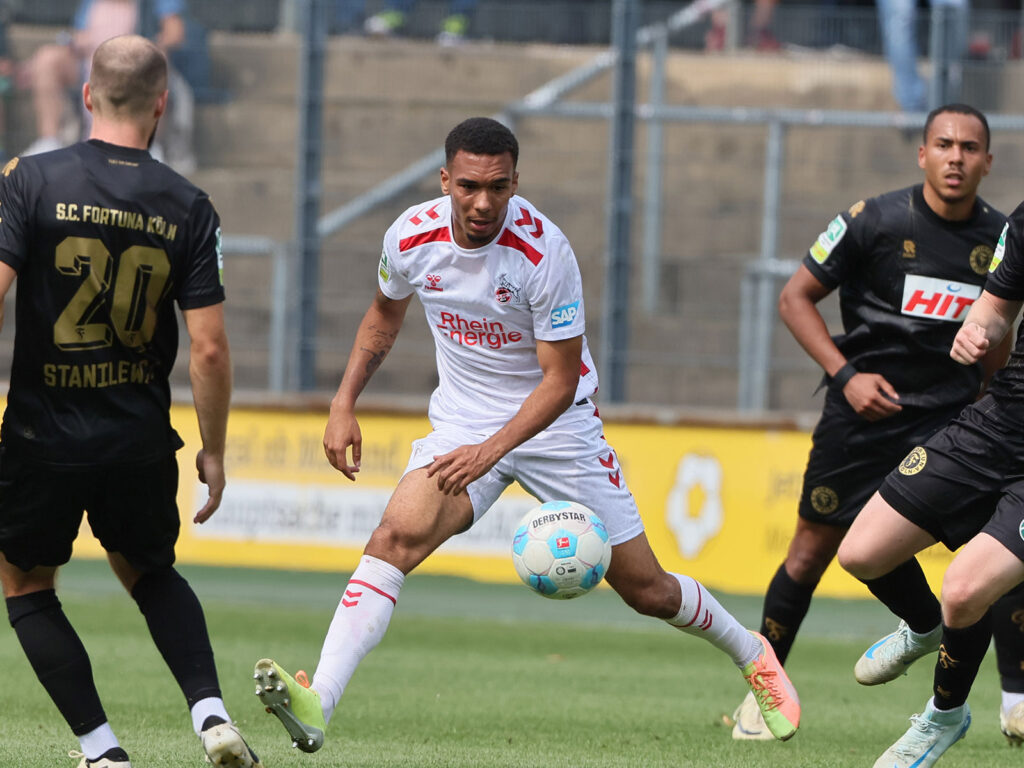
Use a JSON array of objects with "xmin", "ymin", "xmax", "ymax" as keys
[
  {"xmin": 550, "ymin": 300, "xmax": 580, "ymax": 329},
  {"xmin": 436, "ymin": 311, "xmax": 523, "ymax": 350},
  {"xmin": 901, "ymin": 275, "xmax": 981, "ymax": 321}
]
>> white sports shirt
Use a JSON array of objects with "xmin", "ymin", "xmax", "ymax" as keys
[{"xmin": 378, "ymin": 193, "xmax": 599, "ymax": 432}]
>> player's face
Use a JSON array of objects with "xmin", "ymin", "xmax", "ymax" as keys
[
  {"xmin": 918, "ymin": 112, "xmax": 991, "ymax": 206},
  {"xmin": 440, "ymin": 150, "xmax": 518, "ymax": 249}
]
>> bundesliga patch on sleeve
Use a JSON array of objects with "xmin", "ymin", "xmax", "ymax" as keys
[
  {"xmin": 990, "ymin": 224, "xmax": 1008, "ymax": 273},
  {"xmin": 809, "ymin": 215, "xmax": 848, "ymax": 264},
  {"xmin": 378, "ymin": 250, "xmax": 390, "ymax": 281},
  {"xmin": 550, "ymin": 300, "xmax": 580, "ymax": 329}
]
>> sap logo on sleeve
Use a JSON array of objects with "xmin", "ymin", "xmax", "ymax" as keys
[{"xmin": 551, "ymin": 301, "xmax": 581, "ymax": 329}]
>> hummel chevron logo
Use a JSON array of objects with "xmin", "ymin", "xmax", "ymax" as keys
[
  {"xmin": 341, "ymin": 588, "xmax": 363, "ymax": 608},
  {"xmin": 598, "ymin": 452, "xmax": 615, "ymax": 469},
  {"xmin": 608, "ymin": 471, "xmax": 621, "ymax": 488},
  {"xmin": 513, "ymin": 208, "xmax": 544, "ymax": 238}
]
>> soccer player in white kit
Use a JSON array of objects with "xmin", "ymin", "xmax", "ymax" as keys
[{"xmin": 252, "ymin": 117, "xmax": 801, "ymax": 752}]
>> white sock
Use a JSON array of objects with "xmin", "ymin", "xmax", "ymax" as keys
[
  {"xmin": 665, "ymin": 573, "xmax": 760, "ymax": 667},
  {"xmin": 190, "ymin": 696, "xmax": 231, "ymax": 735},
  {"xmin": 313, "ymin": 555, "xmax": 404, "ymax": 723},
  {"xmin": 78, "ymin": 723, "xmax": 119, "ymax": 760},
  {"xmin": 1003, "ymin": 690, "xmax": 1024, "ymax": 713}
]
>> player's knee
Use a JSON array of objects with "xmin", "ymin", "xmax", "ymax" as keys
[
  {"xmin": 784, "ymin": 548, "xmax": 831, "ymax": 584},
  {"xmin": 836, "ymin": 540, "xmax": 877, "ymax": 580},
  {"xmin": 941, "ymin": 577, "xmax": 987, "ymax": 628},
  {"xmin": 6, "ymin": 588, "xmax": 59, "ymax": 627},
  {"xmin": 130, "ymin": 566, "xmax": 187, "ymax": 607}
]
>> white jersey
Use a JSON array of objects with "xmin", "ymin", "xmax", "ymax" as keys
[{"xmin": 378, "ymin": 193, "xmax": 599, "ymax": 432}]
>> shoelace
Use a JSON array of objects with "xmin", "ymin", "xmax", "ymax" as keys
[
  {"xmin": 295, "ymin": 669, "xmax": 311, "ymax": 688},
  {"xmin": 877, "ymin": 627, "xmax": 913, "ymax": 661},
  {"xmin": 890, "ymin": 714, "xmax": 943, "ymax": 758},
  {"xmin": 746, "ymin": 667, "xmax": 781, "ymax": 712}
]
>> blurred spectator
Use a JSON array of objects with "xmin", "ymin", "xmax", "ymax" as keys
[
  {"xmin": 0, "ymin": 1, "xmax": 12, "ymax": 162},
  {"xmin": 706, "ymin": 0, "xmax": 780, "ymax": 52},
  {"xmin": 877, "ymin": 0, "xmax": 967, "ymax": 112},
  {"xmin": 21, "ymin": 0, "xmax": 208, "ymax": 172},
  {"xmin": 335, "ymin": 0, "xmax": 479, "ymax": 44}
]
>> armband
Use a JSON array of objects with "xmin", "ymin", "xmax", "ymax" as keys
[{"xmin": 828, "ymin": 363, "xmax": 858, "ymax": 391}]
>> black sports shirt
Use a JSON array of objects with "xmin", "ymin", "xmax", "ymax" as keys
[
  {"xmin": 0, "ymin": 140, "xmax": 224, "ymax": 465},
  {"xmin": 803, "ymin": 184, "xmax": 1004, "ymax": 412},
  {"xmin": 981, "ymin": 200, "xmax": 1024, "ymax": 410}
]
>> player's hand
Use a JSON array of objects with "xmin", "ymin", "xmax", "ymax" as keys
[
  {"xmin": 193, "ymin": 448, "xmax": 225, "ymax": 524},
  {"xmin": 324, "ymin": 409, "xmax": 361, "ymax": 480},
  {"xmin": 951, "ymin": 321, "xmax": 990, "ymax": 365},
  {"xmin": 426, "ymin": 443, "xmax": 501, "ymax": 496},
  {"xmin": 842, "ymin": 373, "xmax": 902, "ymax": 421}
]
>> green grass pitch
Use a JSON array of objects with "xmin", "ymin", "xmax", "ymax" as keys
[{"xmin": 0, "ymin": 560, "xmax": 1012, "ymax": 767}]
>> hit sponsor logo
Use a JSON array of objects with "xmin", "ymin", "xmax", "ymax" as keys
[{"xmin": 901, "ymin": 275, "xmax": 981, "ymax": 321}]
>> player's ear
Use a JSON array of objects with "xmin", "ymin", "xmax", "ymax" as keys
[
  {"xmin": 440, "ymin": 165, "xmax": 450, "ymax": 195},
  {"xmin": 917, "ymin": 144, "xmax": 927, "ymax": 170},
  {"xmin": 154, "ymin": 90, "xmax": 168, "ymax": 120},
  {"xmin": 83, "ymin": 82, "xmax": 94, "ymax": 114}
]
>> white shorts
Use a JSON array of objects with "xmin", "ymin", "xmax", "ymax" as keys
[{"xmin": 402, "ymin": 402, "xmax": 645, "ymax": 546}]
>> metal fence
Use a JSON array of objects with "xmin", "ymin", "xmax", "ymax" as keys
[{"xmin": 6, "ymin": 0, "xmax": 1024, "ymax": 413}]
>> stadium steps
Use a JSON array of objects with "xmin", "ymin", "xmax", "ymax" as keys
[{"xmin": 8, "ymin": 25, "xmax": 1024, "ymax": 406}]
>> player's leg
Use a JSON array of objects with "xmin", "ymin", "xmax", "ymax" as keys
[
  {"xmin": 991, "ymin": 586, "xmax": 1024, "ymax": 744},
  {"xmin": 871, "ymin": 531, "xmax": 1023, "ymax": 767},
  {"xmin": 603, "ymin": 533, "xmax": 799, "ymax": 740},
  {"xmin": 762, "ymin": 519, "xmax": 845, "ymax": 665},
  {"xmin": 256, "ymin": 446, "xmax": 483, "ymax": 752},
  {"xmin": 729, "ymin": 518, "xmax": 844, "ymax": 740},
  {"xmin": 94, "ymin": 456, "xmax": 260, "ymax": 768},
  {"xmin": 0, "ymin": 456, "xmax": 129, "ymax": 766},
  {"xmin": 838, "ymin": 491, "xmax": 944, "ymax": 683}
]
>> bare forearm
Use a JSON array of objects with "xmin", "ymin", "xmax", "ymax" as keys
[
  {"xmin": 332, "ymin": 298, "xmax": 406, "ymax": 412},
  {"xmin": 190, "ymin": 344, "xmax": 231, "ymax": 456},
  {"xmin": 483, "ymin": 377, "xmax": 576, "ymax": 460},
  {"xmin": 781, "ymin": 297, "xmax": 846, "ymax": 376}
]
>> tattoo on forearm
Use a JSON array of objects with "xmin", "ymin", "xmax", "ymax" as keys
[{"xmin": 359, "ymin": 323, "xmax": 398, "ymax": 383}]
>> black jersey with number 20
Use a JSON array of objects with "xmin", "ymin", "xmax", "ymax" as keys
[{"xmin": 0, "ymin": 140, "xmax": 224, "ymax": 465}]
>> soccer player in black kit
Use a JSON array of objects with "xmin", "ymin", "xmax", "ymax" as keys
[
  {"xmin": 839, "ymin": 203, "xmax": 1024, "ymax": 762},
  {"xmin": 0, "ymin": 36, "xmax": 259, "ymax": 768},
  {"xmin": 731, "ymin": 104, "xmax": 1024, "ymax": 747}
]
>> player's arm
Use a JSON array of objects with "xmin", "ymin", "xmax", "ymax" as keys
[
  {"xmin": 952, "ymin": 290, "xmax": 1023, "ymax": 367},
  {"xmin": 183, "ymin": 302, "xmax": 232, "ymax": 524},
  {"xmin": 0, "ymin": 261, "xmax": 16, "ymax": 331},
  {"xmin": 324, "ymin": 287, "xmax": 412, "ymax": 479},
  {"xmin": 779, "ymin": 264, "xmax": 901, "ymax": 421},
  {"xmin": 427, "ymin": 335, "xmax": 582, "ymax": 496}
]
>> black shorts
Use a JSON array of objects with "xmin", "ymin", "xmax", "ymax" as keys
[
  {"xmin": 798, "ymin": 395, "xmax": 963, "ymax": 527},
  {"xmin": 879, "ymin": 394, "xmax": 1024, "ymax": 560},
  {"xmin": 0, "ymin": 447, "xmax": 181, "ymax": 572}
]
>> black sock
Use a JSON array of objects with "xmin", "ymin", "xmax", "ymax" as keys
[
  {"xmin": 861, "ymin": 558, "xmax": 941, "ymax": 634},
  {"xmin": 131, "ymin": 568, "xmax": 221, "ymax": 707},
  {"xmin": 760, "ymin": 563, "xmax": 817, "ymax": 665},
  {"xmin": 933, "ymin": 613, "xmax": 992, "ymax": 710},
  {"xmin": 6, "ymin": 590, "xmax": 107, "ymax": 735},
  {"xmin": 992, "ymin": 587, "xmax": 1024, "ymax": 693}
]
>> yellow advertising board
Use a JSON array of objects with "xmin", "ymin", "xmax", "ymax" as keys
[{"xmin": 71, "ymin": 406, "xmax": 953, "ymax": 598}]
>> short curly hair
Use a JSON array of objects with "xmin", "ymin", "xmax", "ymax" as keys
[{"xmin": 444, "ymin": 117, "xmax": 519, "ymax": 167}]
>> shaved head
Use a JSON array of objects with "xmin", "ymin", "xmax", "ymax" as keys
[{"xmin": 88, "ymin": 35, "xmax": 167, "ymax": 119}]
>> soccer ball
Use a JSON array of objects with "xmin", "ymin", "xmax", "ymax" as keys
[{"xmin": 511, "ymin": 500, "xmax": 612, "ymax": 599}]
